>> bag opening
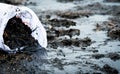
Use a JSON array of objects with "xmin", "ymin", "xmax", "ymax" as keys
[{"xmin": 3, "ymin": 16, "xmax": 37, "ymax": 50}]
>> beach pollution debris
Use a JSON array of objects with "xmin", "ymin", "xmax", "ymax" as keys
[{"xmin": 0, "ymin": 3, "xmax": 47, "ymax": 53}]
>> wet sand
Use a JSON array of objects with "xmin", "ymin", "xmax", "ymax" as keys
[{"xmin": 0, "ymin": 0, "xmax": 120, "ymax": 74}]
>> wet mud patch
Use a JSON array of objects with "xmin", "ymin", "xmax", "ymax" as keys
[
  {"xmin": 47, "ymin": 28, "xmax": 80, "ymax": 39},
  {"xmin": 48, "ymin": 18, "xmax": 76, "ymax": 28},
  {"xmin": 106, "ymin": 53, "xmax": 120, "ymax": 61},
  {"xmin": 47, "ymin": 28, "xmax": 78, "ymax": 41},
  {"xmin": 50, "ymin": 58, "xmax": 64, "ymax": 70},
  {"xmin": 105, "ymin": 0, "xmax": 120, "ymax": 2},
  {"xmin": 109, "ymin": 16, "xmax": 120, "ymax": 25},
  {"xmin": 57, "ymin": 11, "xmax": 80, "ymax": 19},
  {"xmin": 92, "ymin": 54, "xmax": 105, "ymax": 59},
  {"xmin": 61, "ymin": 37, "xmax": 92, "ymax": 47},
  {"xmin": 0, "ymin": 51, "xmax": 48, "ymax": 74},
  {"xmin": 108, "ymin": 27, "xmax": 120, "ymax": 40},
  {"xmin": 101, "ymin": 64, "xmax": 119, "ymax": 74},
  {"xmin": 93, "ymin": 21, "xmax": 117, "ymax": 32},
  {"xmin": 93, "ymin": 16, "xmax": 120, "ymax": 40},
  {"xmin": 55, "ymin": 28, "xmax": 80, "ymax": 38},
  {"xmin": 57, "ymin": 10, "xmax": 92, "ymax": 19},
  {"xmin": 106, "ymin": 16, "xmax": 120, "ymax": 40},
  {"xmin": 92, "ymin": 52, "xmax": 120, "ymax": 61},
  {"xmin": 48, "ymin": 37, "xmax": 92, "ymax": 49},
  {"xmin": 0, "ymin": 53, "xmax": 31, "ymax": 64}
]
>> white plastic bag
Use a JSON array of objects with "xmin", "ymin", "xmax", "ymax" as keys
[{"xmin": 0, "ymin": 3, "xmax": 47, "ymax": 53}]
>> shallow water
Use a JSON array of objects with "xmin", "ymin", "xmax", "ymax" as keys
[
  {"xmin": 45, "ymin": 14, "xmax": 120, "ymax": 73},
  {"xmin": 25, "ymin": 0, "xmax": 120, "ymax": 74},
  {"xmin": 0, "ymin": 0, "xmax": 120, "ymax": 74}
]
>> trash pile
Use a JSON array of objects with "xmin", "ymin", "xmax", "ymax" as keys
[
  {"xmin": 0, "ymin": 3, "xmax": 47, "ymax": 53},
  {"xmin": 3, "ymin": 16, "xmax": 36, "ymax": 50}
]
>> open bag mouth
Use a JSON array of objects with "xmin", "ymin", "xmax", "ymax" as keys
[
  {"xmin": 3, "ymin": 16, "xmax": 36, "ymax": 50},
  {"xmin": 2, "ymin": 16, "xmax": 46, "ymax": 54},
  {"xmin": 0, "ymin": 3, "xmax": 47, "ymax": 54}
]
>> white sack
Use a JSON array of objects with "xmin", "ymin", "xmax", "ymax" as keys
[{"xmin": 0, "ymin": 3, "xmax": 47, "ymax": 52}]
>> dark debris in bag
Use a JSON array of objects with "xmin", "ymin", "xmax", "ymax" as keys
[
  {"xmin": 3, "ymin": 16, "xmax": 37, "ymax": 50},
  {"xmin": 0, "ymin": 16, "xmax": 48, "ymax": 70}
]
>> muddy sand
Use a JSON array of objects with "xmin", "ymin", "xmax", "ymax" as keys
[{"xmin": 0, "ymin": 0, "xmax": 120, "ymax": 74}]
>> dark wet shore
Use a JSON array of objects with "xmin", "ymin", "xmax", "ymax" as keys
[{"xmin": 0, "ymin": 0, "xmax": 120, "ymax": 74}]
